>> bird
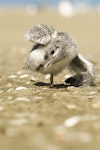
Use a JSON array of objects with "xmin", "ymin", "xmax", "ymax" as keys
[{"xmin": 23, "ymin": 24, "xmax": 95, "ymax": 87}]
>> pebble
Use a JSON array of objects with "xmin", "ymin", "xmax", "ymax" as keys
[
  {"xmin": 7, "ymin": 88, "xmax": 14, "ymax": 92},
  {"xmin": 64, "ymin": 115, "xmax": 99, "ymax": 128},
  {"xmin": 10, "ymin": 118, "xmax": 28, "ymax": 126},
  {"xmin": 45, "ymin": 74, "xmax": 50, "ymax": 80},
  {"xmin": 67, "ymin": 86, "xmax": 75, "ymax": 89},
  {"xmin": 64, "ymin": 74, "xmax": 72, "ymax": 79},
  {"xmin": 31, "ymin": 76, "xmax": 37, "ymax": 82},
  {"xmin": 26, "ymin": 81, "xmax": 30, "ymax": 84},
  {"xmin": 8, "ymin": 75, "xmax": 17, "ymax": 79},
  {"xmin": 19, "ymin": 74, "xmax": 29, "ymax": 79},
  {"xmin": 15, "ymin": 86, "xmax": 27, "ymax": 91},
  {"xmin": 34, "ymin": 96, "xmax": 43, "ymax": 102},
  {"xmin": 66, "ymin": 104, "xmax": 77, "ymax": 109},
  {"xmin": 17, "ymin": 71, "xmax": 23, "ymax": 75},
  {"xmin": 15, "ymin": 97, "xmax": 30, "ymax": 102},
  {"xmin": 8, "ymin": 96, "xmax": 13, "ymax": 100},
  {"xmin": 64, "ymin": 116, "xmax": 81, "ymax": 127},
  {"xmin": 89, "ymin": 91, "xmax": 97, "ymax": 95}
]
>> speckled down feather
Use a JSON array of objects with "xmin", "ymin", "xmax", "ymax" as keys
[{"xmin": 24, "ymin": 24, "xmax": 57, "ymax": 45}]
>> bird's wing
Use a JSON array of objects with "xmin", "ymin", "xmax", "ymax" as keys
[{"xmin": 24, "ymin": 24, "xmax": 57, "ymax": 45}]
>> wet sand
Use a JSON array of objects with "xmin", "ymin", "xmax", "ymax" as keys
[{"xmin": 0, "ymin": 8, "xmax": 100, "ymax": 150}]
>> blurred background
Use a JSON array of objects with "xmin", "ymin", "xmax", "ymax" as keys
[
  {"xmin": 0, "ymin": 0, "xmax": 100, "ymax": 8},
  {"xmin": 0, "ymin": 1, "xmax": 100, "ymax": 150}
]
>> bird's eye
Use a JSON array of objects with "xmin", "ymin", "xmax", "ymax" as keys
[{"xmin": 51, "ymin": 50, "xmax": 55, "ymax": 55}]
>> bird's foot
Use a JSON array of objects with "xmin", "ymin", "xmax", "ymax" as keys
[{"xmin": 65, "ymin": 74, "xmax": 83, "ymax": 87}]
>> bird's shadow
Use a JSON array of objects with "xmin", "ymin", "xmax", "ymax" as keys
[{"xmin": 34, "ymin": 82, "xmax": 69, "ymax": 89}]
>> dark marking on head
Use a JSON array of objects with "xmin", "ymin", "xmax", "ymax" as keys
[
  {"xmin": 30, "ymin": 44, "xmax": 44, "ymax": 52},
  {"xmin": 35, "ymin": 64, "xmax": 44, "ymax": 71}
]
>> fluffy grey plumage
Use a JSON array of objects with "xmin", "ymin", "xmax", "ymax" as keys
[
  {"xmin": 43, "ymin": 32, "xmax": 78, "ymax": 75},
  {"xmin": 24, "ymin": 24, "xmax": 57, "ymax": 45},
  {"xmin": 65, "ymin": 54, "xmax": 95, "ymax": 86},
  {"xmin": 23, "ymin": 24, "xmax": 95, "ymax": 87}
]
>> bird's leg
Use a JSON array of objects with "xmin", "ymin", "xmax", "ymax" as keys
[{"xmin": 50, "ymin": 74, "xmax": 54, "ymax": 88}]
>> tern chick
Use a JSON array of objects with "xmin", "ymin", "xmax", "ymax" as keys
[{"xmin": 23, "ymin": 24, "xmax": 95, "ymax": 87}]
